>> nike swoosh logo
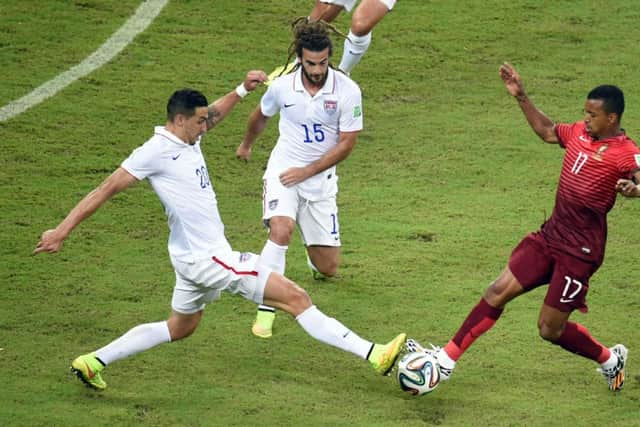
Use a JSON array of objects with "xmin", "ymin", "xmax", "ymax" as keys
[
  {"xmin": 284, "ymin": 103, "xmax": 295, "ymax": 108},
  {"xmin": 84, "ymin": 362, "xmax": 95, "ymax": 379},
  {"xmin": 342, "ymin": 331, "xmax": 351, "ymax": 338},
  {"xmin": 172, "ymin": 154, "xmax": 181, "ymax": 160},
  {"xmin": 559, "ymin": 298, "xmax": 574, "ymax": 303},
  {"xmin": 579, "ymin": 135, "xmax": 589, "ymax": 142}
]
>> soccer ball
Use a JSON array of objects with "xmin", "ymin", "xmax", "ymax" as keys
[{"xmin": 397, "ymin": 351, "xmax": 441, "ymax": 396}]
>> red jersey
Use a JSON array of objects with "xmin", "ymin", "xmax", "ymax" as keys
[{"xmin": 540, "ymin": 121, "xmax": 640, "ymax": 265}]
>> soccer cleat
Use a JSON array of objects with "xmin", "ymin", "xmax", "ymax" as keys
[
  {"xmin": 405, "ymin": 338, "xmax": 454, "ymax": 381},
  {"xmin": 251, "ymin": 309, "xmax": 275, "ymax": 338},
  {"xmin": 369, "ymin": 333, "xmax": 407, "ymax": 376},
  {"xmin": 70, "ymin": 353, "xmax": 106, "ymax": 390},
  {"xmin": 265, "ymin": 61, "xmax": 297, "ymax": 86},
  {"xmin": 598, "ymin": 344, "xmax": 628, "ymax": 392},
  {"xmin": 306, "ymin": 255, "xmax": 327, "ymax": 280}
]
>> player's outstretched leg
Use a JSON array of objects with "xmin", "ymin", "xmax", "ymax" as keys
[
  {"xmin": 368, "ymin": 333, "xmax": 407, "ymax": 375},
  {"xmin": 598, "ymin": 344, "xmax": 628, "ymax": 392},
  {"xmin": 70, "ymin": 353, "xmax": 107, "ymax": 390}
]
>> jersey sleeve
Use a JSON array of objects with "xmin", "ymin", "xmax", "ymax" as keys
[
  {"xmin": 554, "ymin": 122, "xmax": 577, "ymax": 149},
  {"xmin": 339, "ymin": 84, "xmax": 363, "ymax": 133},
  {"xmin": 616, "ymin": 142, "xmax": 640, "ymax": 178},
  {"xmin": 121, "ymin": 141, "xmax": 160, "ymax": 180},
  {"xmin": 260, "ymin": 83, "xmax": 281, "ymax": 117}
]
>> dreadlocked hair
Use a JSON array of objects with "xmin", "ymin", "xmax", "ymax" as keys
[{"xmin": 276, "ymin": 17, "xmax": 348, "ymax": 79}]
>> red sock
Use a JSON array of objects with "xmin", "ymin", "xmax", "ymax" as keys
[
  {"xmin": 555, "ymin": 322, "xmax": 609, "ymax": 363},
  {"xmin": 444, "ymin": 298, "xmax": 503, "ymax": 361}
]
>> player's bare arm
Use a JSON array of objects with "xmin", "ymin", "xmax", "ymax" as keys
[
  {"xmin": 500, "ymin": 62, "xmax": 558, "ymax": 144},
  {"xmin": 236, "ymin": 107, "xmax": 270, "ymax": 161},
  {"xmin": 279, "ymin": 130, "xmax": 359, "ymax": 187},
  {"xmin": 616, "ymin": 170, "xmax": 640, "ymax": 198},
  {"xmin": 33, "ymin": 167, "xmax": 138, "ymax": 255},
  {"xmin": 206, "ymin": 70, "xmax": 267, "ymax": 130}
]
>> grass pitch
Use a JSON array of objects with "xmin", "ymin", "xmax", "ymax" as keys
[{"xmin": 1, "ymin": 1, "xmax": 639, "ymax": 426}]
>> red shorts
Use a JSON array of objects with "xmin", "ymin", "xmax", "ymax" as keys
[{"xmin": 508, "ymin": 232, "xmax": 598, "ymax": 313}]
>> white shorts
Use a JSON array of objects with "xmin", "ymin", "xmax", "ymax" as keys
[
  {"xmin": 263, "ymin": 177, "xmax": 341, "ymax": 247},
  {"xmin": 170, "ymin": 251, "xmax": 270, "ymax": 314},
  {"xmin": 321, "ymin": 0, "xmax": 396, "ymax": 12}
]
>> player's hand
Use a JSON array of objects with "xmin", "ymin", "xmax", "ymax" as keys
[
  {"xmin": 499, "ymin": 62, "xmax": 526, "ymax": 98},
  {"xmin": 33, "ymin": 229, "xmax": 65, "ymax": 255},
  {"xmin": 616, "ymin": 179, "xmax": 640, "ymax": 197},
  {"xmin": 243, "ymin": 70, "xmax": 268, "ymax": 92},
  {"xmin": 236, "ymin": 143, "xmax": 252, "ymax": 162},
  {"xmin": 279, "ymin": 167, "xmax": 309, "ymax": 187}
]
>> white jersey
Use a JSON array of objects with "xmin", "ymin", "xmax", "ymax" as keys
[
  {"xmin": 121, "ymin": 126, "xmax": 232, "ymax": 263},
  {"xmin": 261, "ymin": 67, "xmax": 363, "ymax": 200}
]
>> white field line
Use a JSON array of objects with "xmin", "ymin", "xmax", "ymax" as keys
[{"xmin": 0, "ymin": 0, "xmax": 169, "ymax": 122}]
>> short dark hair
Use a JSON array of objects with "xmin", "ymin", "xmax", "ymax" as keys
[
  {"xmin": 587, "ymin": 85, "xmax": 624, "ymax": 120},
  {"xmin": 294, "ymin": 20, "xmax": 333, "ymax": 58},
  {"xmin": 166, "ymin": 89, "xmax": 208, "ymax": 121}
]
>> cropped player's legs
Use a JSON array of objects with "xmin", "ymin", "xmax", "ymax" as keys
[
  {"xmin": 262, "ymin": 270, "xmax": 406, "ymax": 375},
  {"xmin": 339, "ymin": 0, "xmax": 395, "ymax": 73}
]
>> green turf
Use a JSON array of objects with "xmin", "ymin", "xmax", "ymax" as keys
[{"xmin": 1, "ymin": 0, "xmax": 639, "ymax": 425}]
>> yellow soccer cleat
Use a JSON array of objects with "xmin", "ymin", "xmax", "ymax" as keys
[
  {"xmin": 71, "ymin": 353, "xmax": 107, "ymax": 390},
  {"xmin": 369, "ymin": 333, "xmax": 407, "ymax": 376}
]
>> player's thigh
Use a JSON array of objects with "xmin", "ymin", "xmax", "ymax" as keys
[
  {"xmin": 545, "ymin": 252, "xmax": 597, "ymax": 313},
  {"xmin": 321, "ymin": 0, "xmax": 358, "ymax": 13},
  {"xmin": 508, "ymin": 232, "xmax": 553, "ymax": 291},
  {"xmin": 298, "ymin": 196, "xmax": 341, "ymax": 247},
  {"xmin": 263, "ymin": 177, "xmax": 299, "ymax": 222},
  {"xmin": 310, "ymin": 1, "xmax": 346, "ymax": 21},
  {"xmin": 351, "ymin": 0, "xmax": 394, "ymax": 34}
]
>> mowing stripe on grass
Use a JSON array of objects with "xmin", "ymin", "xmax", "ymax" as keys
[{"xmin": 0, "ymin": 0, "xmax": 169, "ymax": 122}]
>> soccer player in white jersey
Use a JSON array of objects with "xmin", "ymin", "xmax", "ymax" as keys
[
  {"xmin": 33, "ymin": 72, "xmax": 406, "ymax": 390},
  {"xmin": 237, "ymin": 20, "xmax": 363, "ymax": 338}
]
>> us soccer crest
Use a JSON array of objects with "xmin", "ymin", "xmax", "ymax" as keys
[
  {"xmin": 324, "ymin": 100, "xmax": 337, "ymax": 115},
  {"xmin": 268, "ymin": 199, "xmax": 279, "ymax": 210}
]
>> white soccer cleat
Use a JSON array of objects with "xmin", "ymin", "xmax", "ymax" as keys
[
  {"xmin": 405, "ymin": 338, "xmax": 454, "ymax": 381},
  {"xmin": 597, "ymin": 344, "xmax": 628, "ymax": 392}
]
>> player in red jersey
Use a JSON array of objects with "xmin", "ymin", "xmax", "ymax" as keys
[{"xmin": 408, "ymin": 62, "xmax": 640, "ymax": 392}]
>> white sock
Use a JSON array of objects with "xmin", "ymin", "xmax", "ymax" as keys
[
  {"xmin": 437, "ymin": 348, "xmax": 456, "ymax": 369},
  {"xmin": 259, "ymin": 239, "xmax": 287, "ymax": 275},
  {"xmin": 339, "ymin": 30, "xmax": 372, "ymax": 74},
  {"xmin": 95, "ymin": 321, "xmax": 171, "ymax": 365},
  {"xmin": 257, "ymin": 239, "xmax": 288, "ymax": 314},
  {"xmin": 600, "ymin": 351, "xmax": 618, "ymax": 370},
  {"xmin": 296, "ymin": 305, "xmax": 372, "ymax": 359}
]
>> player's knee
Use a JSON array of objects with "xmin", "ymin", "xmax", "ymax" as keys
[
  {"xmin": 168, "ymin": 321, "xmax": 198, "ymax": 341},
  {"xmin": 268, "ymin": 220, "xmax": 295, "ymax": 244},
  {"xmin": 537, "ymin": 320, "xmax": 562, "ymax": 342},
  {"xmin": 287, "ymin": 284, "xmax": 312, "ymax": 314}
]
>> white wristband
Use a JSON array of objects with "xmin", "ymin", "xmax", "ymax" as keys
[{"xmin": 235, "ymin": 83, "xmax": 249, "ymax": 98}]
